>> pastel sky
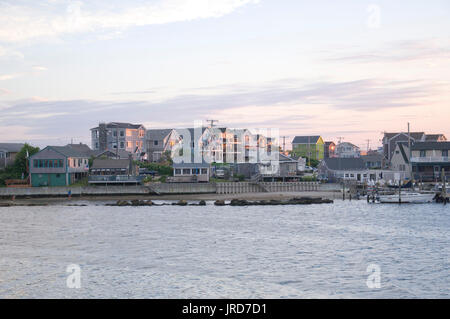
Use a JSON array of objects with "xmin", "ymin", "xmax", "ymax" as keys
[{"xmin": 0, "ymin": 0, "xmax": 449, "ymax": 150}]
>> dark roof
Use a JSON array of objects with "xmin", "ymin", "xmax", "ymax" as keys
[
  {"xmin": 279, "ymin": 153, "xmax": 298, "ymax": 162},
  {"xmin": 425, "ymin": 134, "xmax": 447, "ymax": 141},
  {"xmin": 397, "ymin": 144, "xmax": 409, "ymax": 164},
  {"xmin": 146, "ymin": 129, "xmax": 173, "ymax": 140},
  {"xmin": 361, "ymin": 154, "xmax": 384, "ymax": 162},
  {"xmin": 67, "ymin": 143, "xmax": 93, "ymax": 156},
  {"xmin": 383, "ymin": 132, "xmax": 424, "ymax": 141},
  {"xmin": 92, "ymin": 149, "xmax": 132, "ymax": 159},
  {"xmin": 322, "ymin": 158, "xmax": 366, "ymax": 170},
  {"xmin": 325, "ymin": 141, "xmax": 335, "ymax": 146},
  {"xmin": 47, "ymin": 146, "xmax": 87, "ymax": 158},
  {"xmin": 292, "ymin": 136, "xmax": 321, "ymax": 144},
  {"xmin": 411, "ymin": 142, "xmax": 450, "ymax": 151},
  {"xmin": 0, "ymin": 143, "xmax": 25, "ymax": 153},
  {"xmin": 91, "ymin": 159, "xmax": 130, "ymax": 169},
  {"xmin": 91, "ymin": 122, "xmax": 144, "ymax": 130}
]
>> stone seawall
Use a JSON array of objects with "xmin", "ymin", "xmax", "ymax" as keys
[{"xmin": 0, "ymin": 182, "xmax": 323, "ymax": 198}]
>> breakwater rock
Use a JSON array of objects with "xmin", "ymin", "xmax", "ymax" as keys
[{"xmin": 221, "ymin": 197, "xmax": 333, "ymax": 206}]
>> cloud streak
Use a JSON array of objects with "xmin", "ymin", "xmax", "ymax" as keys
[
  {"xmin": 0, "ymin": 0, "xmax": 259, "ymax": 43},
  {"xmin": 0, "ymin": 77, "xmax": 444, "ymax": 146}
]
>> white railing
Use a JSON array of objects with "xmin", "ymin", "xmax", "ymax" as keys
[{"xmin": 410, "ymin": 157, "xmax": 450, "ymax": 163}]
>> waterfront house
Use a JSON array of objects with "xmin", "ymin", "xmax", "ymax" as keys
[
  {"xmin": 90, "ymin": 122, "xmax": 146, "ymax": 159},
  {"xmin": 336, "ymin": 142, "xmax": 360, "ymax": 158},
  {"xmin": 171, "ymin": 161, "xmax": 210, "ymax": 183},
  {"xmin": 382, "ymin": 132, "xmax": 446, "ymax": 162},
  {"xmin": 29, "ymin": 146, "xmax": 89, "ymax": 187},
  {"xmin": 0, "ymin": 143, "xmax": 25, "ymax": 168},
  {"xmin": 146, "ymin": 129, "xmax": 177, "ymax": 162},
  {"xmin": 411, "ymin": 141, "xmax": 450, "ymax": 182},
  {"xmin": 324, "ymin": 141, "xmax": 336, "ymax": 158},
  {"xmin": 318, "ymin": 158, "xmax": 368, "ymax": 182},
  {"xmin": 389, "ymin": 143, "xmax": 411, "ymax": 180},
  {"xmin": 291, "ymin": 136, "xmax": 324, "ymax": 161},
  {"xmin": 361, "ymin": 153, "xmax": 384, "ymax": 169},
  {"xmin": 89, "ymin": 158, "xmax": 141, "ymax": 185}
]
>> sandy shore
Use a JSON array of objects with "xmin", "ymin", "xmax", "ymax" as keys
[{"xmin": 0, "ymin": 191, "xmax": 342, "ymax": 206}]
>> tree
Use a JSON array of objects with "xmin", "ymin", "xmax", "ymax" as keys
[{"xmin": 12, "ymin": 144, "xmax": 40, "ymax": 176}]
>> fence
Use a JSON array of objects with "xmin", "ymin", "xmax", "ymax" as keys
[{"xmin": 215, "ymin": 182, "xmax": 319, "ymax": 194}]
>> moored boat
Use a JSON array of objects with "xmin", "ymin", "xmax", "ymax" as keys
[{"xmin": 378, "ymin": 192, "xmax": 435, "ymax": 204}]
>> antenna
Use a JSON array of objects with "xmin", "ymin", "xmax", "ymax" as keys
[
  {"xmin": 206, "ymin": 119, "xmax": 219, "ymax": 128},
  {"xmin": 337, "ymin": 137, "xmax": 345, "ymax": 144},
  {"xmin": 366, "ymin": 139, "xmax": 371, "ymax": 152},
  {"xmin": 280, "ymin": 136, "xmax": 289, "ymax": 153}
]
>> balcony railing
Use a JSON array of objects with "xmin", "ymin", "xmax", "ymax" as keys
[
  {"xmin": 88, "ymin": 175, "xmax": 143, "ymax": 184},
  {"xmin": 411, "ymin": 157, "xmax": 450, "ymax": 163}
]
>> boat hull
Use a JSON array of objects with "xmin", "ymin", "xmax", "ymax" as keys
[{"xmin": 378, "ymin": 193, "xmax": 435, "ymax": 204}]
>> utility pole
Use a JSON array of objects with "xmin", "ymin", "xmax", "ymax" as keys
[
  {"xmin": 442, "ymin": 168, "xmax": 447, "ymax": 206},
  {"xmin": 280, "ymin": 136, "xmax": 288, "ymax": 154},
  {"xmin": 206, "ymin": 119, "xmax": 219, "ymax": 128},
  {"xmin": 408, "ymin": 122, "xmax": 413, "ymax": 183}
]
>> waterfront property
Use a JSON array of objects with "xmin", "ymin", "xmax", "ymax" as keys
[
  {"xmin": 89, "ymin": 158, "xmax": 141, "ymax": 185},
  {"xmin": 90, "ymin": 122, "xmax": 146, "ymax": 159},
  {"xmin": 411, "ymin": 142, "xmax": 450, "ymax": 182},
  {"xmin": 361, "ymin": 153, "xmax": 384, "ymax": 169},
  {"xmin": 335, "ymin": 142, "xmax": 361, "ymax": 158},
  {"xmin": 0, "ymin": 143, "xmax": 25, "ymax": 168},
  {"xmin": 291, "ymin": 136, "xmax": 325, "ymax": 161},
  {"xmin": 389, "ymin": 143, "xmax": 411, "ymax": 179},
  {"xmin": 29, "ymin": 146, "xmax": 89, "ymax": 187},
  {"xmin": 146, "ymin": 129, "xmax": 177, "ymax": 162},
  {"xmin": 318, "ymin": 158, "xmax": 369, "ymax": 182},
  {"xmin": 382, "ymin": 132, "xmax": 447, "ymax": 162},
  {"xmin": 324, "ymin": 141, "xmax": 336, "ymax": 158},
  {"xmin": 171, "ymin": 161, "xmax": 210, "ymax": 183}
]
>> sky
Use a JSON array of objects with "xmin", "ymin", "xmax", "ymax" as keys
[{"xmin": 0, "ymin": 0, "xmax": 449, "ymax": 150}]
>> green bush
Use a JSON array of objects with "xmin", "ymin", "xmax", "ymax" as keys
[
  {"xmin": 0, "ymin": 144, "xmax": 40, "ymax": 186},
  {"xmin": 136, "ymin": 162, "xmax": 173, "ymax": 176}
]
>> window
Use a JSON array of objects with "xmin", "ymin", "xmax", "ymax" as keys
[
  {"xmin": 59, "ymin": 160, "xmax": 63, "ymax": 168},
  {"xmin": 49, "ymin": 160, "xmax": 53, "ymax": 168},
  {"xmin": 120, "ymin": 142, "xmax": 124, "ymax": 149},
  {"xmin": 192, "ymin": 168, "xmax": 200, "ymax": 174},
  {"xmin": 120, "ymin": 131, "xmax": 124, "ymax": 137},
  {"xmin": 154, "ymin": 140, "xmax": 159, "ymax": 146},
  {"xmin": 175, "ymin": 169, "xmax": 181, "ymax": 175},
  {"xmin": 95, "ymin": 142, "xmax": 99, "ymax": 149},
  {"xmin": 183, "ymin": 169, "xmax": 191, "ymax": 175},
  {"xmin": 420, "ymin": 150, "xmax": 426, "ymax": 157},
  {"xmin": 34, "ymin": 159, "xmax": 38, "ymax": 167},
  {"xmin": 443, "ymin": 150, "xmax": 448, "ymax": 157},
  {"xmin": 113, "ymin": 130, "xmax": 117, "ymax": 137},
  {"xmin": 201, "ymin": 168, "xmax": 208, "ymax": 174},
  {"xmin": 44, "ymin": 160, "xmax": 49, "ymax": 167}
]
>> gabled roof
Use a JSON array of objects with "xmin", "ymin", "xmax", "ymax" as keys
[
  {"xmin": 397, "ymin": 144, "xmax": 410, "ymax": 164},
  {"xmin": 146, "ymin": 129, "xmax": 173, "ymax": 140},
  {"xmin": 44, "ymin": 146, "xmax": 88, "ymax": 158},
  {"xmin": 322, "ymin": 158, "xmax": 366, "ymax": 170},
  {"xmin": 425, "ymin": 134, "xmax": 447, "ymax": 141},
  {"xmin": 292, "ymin": 136, "xmax": 322, "ymax": 144},
  {"xmin": 411, "ymin": 142, "xmax": 450, "ymax": 151},
  {"xmin": 67, "ymin": 143, "xmax": 93, "ymax": 156},
  {"xmin": 383, "ymin": 132, "xmax": 425, "ymax": 141},
  {"xmin": 0, "ymin": 143, "xmax": 25, "ymax": 153},
  {"xmin": 91, "ymin": 159, "xmax": 130, "ymax": 169},
  {"xmin": 91, "ymin": 122, "xmax": 144, "ymax": 130},
  {"xmin": 279, "ymin": 153, "xmax": 298, "ymax": 163}
]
